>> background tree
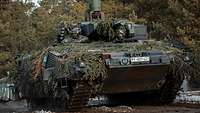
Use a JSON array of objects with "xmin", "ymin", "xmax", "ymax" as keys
[{"xmin": 0, "ymin": 0, "xmax": 87, "ymax": 77}]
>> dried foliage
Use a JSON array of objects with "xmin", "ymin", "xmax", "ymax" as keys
[{"xmin": 16, "ymin": 40, "xmax": 194, "ymax": 97}]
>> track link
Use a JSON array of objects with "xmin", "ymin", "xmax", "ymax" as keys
[{"xmin": 69, "ymin": 81, "xmax": 91, "ymax": 112}]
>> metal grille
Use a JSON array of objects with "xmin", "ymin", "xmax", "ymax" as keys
[
  {"xmin": 0, "ymin": 78, "xmax": 15, "ymax": 101},
  {"xmin": 46, "ymin": 52, "xmax": 57, "ymax": 68}
]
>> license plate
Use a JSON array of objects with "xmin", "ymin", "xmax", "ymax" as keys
[{"xmin": 130, "ymin": 57, "xmax": 150, "ymax": 63}]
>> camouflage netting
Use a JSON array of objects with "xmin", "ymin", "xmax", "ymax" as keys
[
  {"xmin": 95, "ymin": 21, "xmax": 116, "ymax": 41},
  {"xmin": 171, "ymin": 51, "xmax": 193, "ymax": 79},
  {"xmin": 16, "ymin": 40, "xmax": 193, "ymax": 97},
  {"xmin": 44, "ymin": 41, "xmax": 192, "ymax": 82},
  {"xmin": 50, "ymin": 51, "xmax": 107, "ymax": 82},
  {"xmin": 83, "ymin": 20, "xmax": 146, "ymax": 41},
  {"xmin": 52, "ymin": 40, "xmax": 177, "ymax": 53}
]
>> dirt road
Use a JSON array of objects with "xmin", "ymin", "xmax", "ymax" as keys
[
  {"xmin": 88, "ymin": 105, "xmax": 200, "ymax": 113},
  {"xmin": 1, "ymin": 90, "xmax": 200, "ymax": 113},
  {"xmin": 1, "ymin": 102, "xmax": 200, "ymax": 113},
  {"xmin": 32, "ymin": 105, "xmax": 200, "ymax": 113}
]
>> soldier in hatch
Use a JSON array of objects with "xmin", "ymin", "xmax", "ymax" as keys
[{"xmin": 57, "ymin": 23, "xmax": 89, "ymax": 43}]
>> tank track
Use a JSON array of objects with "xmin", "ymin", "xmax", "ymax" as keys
[
  {"xmin": 68, "ymin": 81, "xmax": 92, "ymax": 112},
  {"xmin": 160, "ymin": 72, "xmax": 184, "ymax": 104}
]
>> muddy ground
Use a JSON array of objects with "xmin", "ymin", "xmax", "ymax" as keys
[
  {"xmin": 1, "ymin": 91, "xmax": 200, "ymax": 113},
  {"xmin": 1, "ymin": 101, "xmax": 200, "ymax": 113},
  {"xmin": 88, "ymin": 105, "xmax": 200, "ymax": 113}
]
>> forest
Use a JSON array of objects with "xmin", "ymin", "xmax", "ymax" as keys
[{"xmin": 0, "ymin": 0, "xmax": 200, "ymax": 87}]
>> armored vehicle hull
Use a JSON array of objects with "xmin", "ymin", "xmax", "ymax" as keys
[
  {"xmin": 15, "ymin": 41, "xmax": 187, "ymax": 111},
  {"xmin": 102, "ymin": 64, "xmax": 169, "ymax": 94}
]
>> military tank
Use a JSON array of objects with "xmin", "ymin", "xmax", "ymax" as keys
[{"xmin": 16, "ymin": 0, "xmax": 188, "ymax": 111}]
